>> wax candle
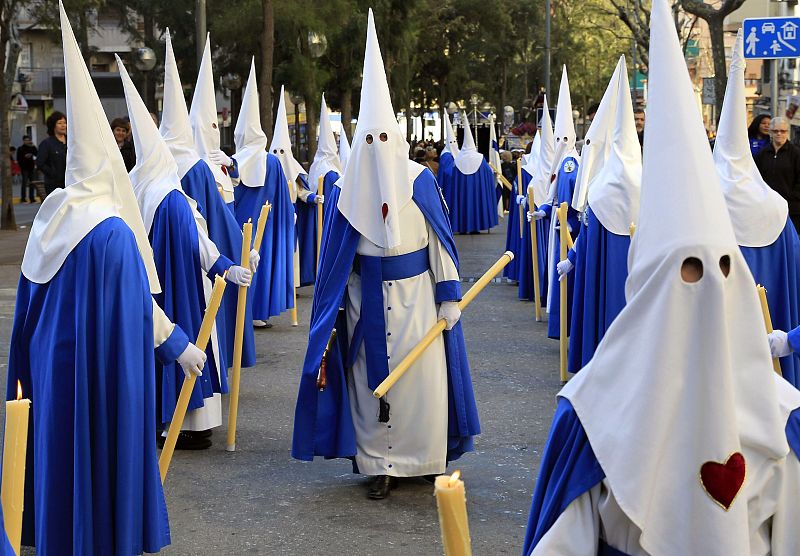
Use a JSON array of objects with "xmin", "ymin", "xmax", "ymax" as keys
[
  {"xmin": 253, "ymin": 202, "xmax": 272, "ymax": 253},
  {"xmin": 2, "ymin": 380, "xmax": 30, "ymax": 555},
  {"xmin": 434, "ymin": 470, "xmax": 472, "ymax": 556}
]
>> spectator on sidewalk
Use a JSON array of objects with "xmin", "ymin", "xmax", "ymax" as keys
[
  {"xmin": 111, "ymin": 117, "xmax": 136, "ymax": 171},
  {"xmin": 748, "ymin": 114, "xmax": 771, "ymax": 157},
  {"xmin": 17, "ymin": 135, "xmax": 38, "ymax": 202},
  {"xmin": 755, "ymin": 116, "xmax": 800, "ymax": 232},
  {"xmin": 37, "ymin": 111, "xmax": 67, "ymax": 194},
  {"xmin": 634, "ymin": 107, "xmax": 645, "ymax": 149}
]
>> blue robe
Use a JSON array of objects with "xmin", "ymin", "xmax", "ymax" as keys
[
  {"xmin": 515, "ymin": 172, "xmax": 551, "ymax": 303},
  {"xmin": 319, "ymin": 170, "xmax": 341, "ymax": 235},
  {"xmin": 447, "ymin": 161, "xmax": 499, "ymax": 234},
  {"xmin": 234, "ymin": 154, "xmax": 295, "ymax": 320},
  {"xmin": 522, "ymin": 397, "xmax": 800, "ymax": 556},
  {"xmin": 295, "ymin": 174, "xmax": 318, "ymax": 287},
  {"xmin": 438, "ymin": 151, "xmax": 455, "ymax": 215},
  {"xmin": 541, "ymin": 156, "xmax": 580, "ymax": 339},
  {"xmin": 151, "ymin": 190, "xmax": 229, "ymax": 424},
  {"xmin": 567, "ymin": 208, "xmax": 630, "ymax": 373},
  {"xmin": 180, "ymin": 160, "xmax": 256, "ymax": 369},
  {"xmin": 503, "ymin": 175, "xmax": 523, "ymax": 279},
  {"xmin": 740, "ymin": 218, "xmax": 800, "ymax": 387},
  {"xmin": 291, "ymin": 169, "xmax": 480, "ymax": 464},
  {"xmin": 7, "ymin": 217, "xmax": 171, "ymax": 554}
]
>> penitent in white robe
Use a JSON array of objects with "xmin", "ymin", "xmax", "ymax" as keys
[
  {"xmin": 345, "ymin": 200, "xmax": 460, "ymax": 477},
  {"xmin": 532, "ymin": 444, "xmax": 800, "ymax": 555}
]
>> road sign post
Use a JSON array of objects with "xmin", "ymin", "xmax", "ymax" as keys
[{"xmin": 744, "ymin": 17, "xmax": 800, "ymax": 117}]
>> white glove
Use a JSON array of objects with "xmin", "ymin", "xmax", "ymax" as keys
[
  {"xmin": 177, "ymin": 343, "xmax": 206, "ymax": 379},
  {"xmin": 249, "ymin": 249, "xmax": 260, "ymax": 274},
  {"xmin": 226, "ymin": 265, "xmax": 252, "ymax": 287},
  {"xmin": 769, "ymin": 330, "xmax": 793, "ymax": 358},
  {"xmin": 438, "ymin": 301, "xmax": 461, "ymax": 331},
  {"xmin": 315, "ymin": 194, "xmax": 325, "ymax": 205},
  {"xmin": 527, "ymin": 209, "xmax": 546, "ymax": 222},
  {"xmin": 557, "ymin": 259, "xmax": 574, "ymax": 282},
  {"xmin": 208, "ymin": 149, "xmax": 233, "ymax": 168},
  {"xmin": 516, "ymin": 194, "xmax": 526, "ymax": 205}
]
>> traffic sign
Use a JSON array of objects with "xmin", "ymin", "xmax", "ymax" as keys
[{"xmin": 743, "ymin": 17, "xmax": 800, "ymax": 59}]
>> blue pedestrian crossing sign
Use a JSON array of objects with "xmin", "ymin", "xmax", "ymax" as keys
[{"xmin": 743, "ymin": 17, "xmax": 800, "ymax": 59}]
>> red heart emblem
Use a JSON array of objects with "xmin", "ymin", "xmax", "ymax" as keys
[{"xmin": 699, "ymin": 452, "xmax": 746, "ymax": 510}]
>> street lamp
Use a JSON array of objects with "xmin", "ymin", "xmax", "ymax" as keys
[
  {"xmin": 307, "ymin": 31, "xmax": 328, "ymax": 58},
  {"xmin": 133, "ymin": 46, "xmax": 157, "ymax": 110},
  {"xmin": 221, "ymin": 73, "xmax": 242, "ymax": 150},
  {"xmin": 290, "ymin": 91, "xmax": 304, "ymax": 162}
]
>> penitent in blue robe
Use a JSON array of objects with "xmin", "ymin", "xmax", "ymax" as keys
[
  {"xmin": 234, "ymin": 154, "xmax": 295, "ymax": 320},
  {"xmin": 7, "ymin": 217, "xmax": 172, "ymax": 554},
  {"xmin": 567, "ymin": 208, "xmax": 630, "ymax": 373},
  {"xmin": 515, "ymin": 172, "xmax": 551, "ymax": 304},
  {"xmin": 447, "ymin": 161, "xmax": 499, "ymax": 234},
  {"xmin": 521, "ymin": 397, "xmax": 800, "ymax": 556},
  {"xmin": 541, "ymin": 156, "xmax": 580, "ymax": 339},
  {"xmin": 438, "ymin": 151, "xmax": 455, "ymax": 215},
  {"xmin": 180, "ymin": 159, "xmax": 256, "ymax": 369},
  {"xmin": 740, "ymin": 218, "xmax": 800, "ymax": 387},
  {"xmin": 295, "ymin": 175, "xmax": 319, "ymax": 287},
  {"xmin": 504, "ymin": 175, "xmax": 523, "ymax": 279},
  {"xmin": 318, "ymin": 169, "xmax": 341, "ymax": 238},
  {"xmin": 151, "ymin": 190, "xmax": 230, "ymax": 424},
  {"xmin": 291, "ymin": 169, "xmax": 480, "ymax": 464}
]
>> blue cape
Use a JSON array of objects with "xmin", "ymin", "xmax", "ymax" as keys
[
  {"xmin": 504, "ymin": 174, "xmax": 524, "ymax": 279},
  {"xmin": 546, "ymin": 157, "xmax": 580, "ymax": 339},
  {"xmin": 516, "ymin": 180, "xmax": 550, "ymax": 303},
  {"xmin": 180, "ymin": 160, "xmax": 256, "ymax": 369},
  {"xmin": 292, "ymin": 169, "xmax": 480, "ymax": 464},
  {"xmin": 7, "ymin": 217, "xmax": 170, "ymax": 554},
  {"xmin": 740, "ymin": 218, "xmax": 800, "ymax": 387},
  {"xmin": 151, "ymin": 190, "xmax": 226, "ymax": 424},
  {"xmin": 522, "ymin": 398, "xmax": 800, "ymax": 555},
  {"xmin": 295, "ymin": 174, "xmax": 319, "ymax": 287},
  {"xmin": 567, "ymin": 209, "xmax": 630, "ymax": 373},
  {"xmin": 438, "ymin": 151, "xmax": 455, "ymax": 216},
  {"xmin": 446, "ymin": 160, "xmax": 499, "ymax": 233},
  {"xmin": 234, "ymin": 153, "xmax": 295, "ymax": 320}
]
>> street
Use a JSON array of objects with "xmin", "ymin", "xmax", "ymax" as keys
[{"xmin": 0, "ymin": 216, "xmax": 563, "ymax": 555}]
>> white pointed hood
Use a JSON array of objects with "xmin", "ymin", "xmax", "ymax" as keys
[
  {"xmin": 160, "ymin": 28, "xmax": 201, "ymax": 179},
  {"xmin": 309, "ymin": 93, "xmax": 343, "ymax": 189},
  {"xmin": 190, "ymin": 34, "xmax": 233, "ymax": 197},
  {"xmin": 117, "ymin": 55, "xmax": 182, "ymax": 233},
  {"xmin": 339, "ymin": 127, "xmax": 351, "ymax": 169},
  {"xmin": 714, "ymin": 30, "xmax": 787, "ymax": 247},
  {"xmin": 233, "ymin": 58, "xmax": 268, "ymax": 188},
  {"xmin": 443, "ymin": 110, "xmax": 459, "ymax": 157},
  {"xmin": 22, "ymin": 3, "xmax": 160, "ymax": 293},
  {"xmin": 572, "ymin": 56, "xmax": 625, "ymax": 213},
  {"xmin": 587, "ymin": 56, "xmax": 642, "ymax": 235},
  {"xmin": 522, "ymin": 130, "xmax": 541, "ymax": 178},
  {"xmin": 548, "ymin": 66, "xmax": 578, "ymax": 200},
  {"xmin": 489, "ymin": 115, "xmax": 502, "ymax": 175},
  {"xmin": 531, "ymin": 96, "xmax": 555, "ymax": 205},
  {"xmin": 560, "ymin": 2, "xmax": 800, "ymax": 555},
  {"xmin": 336, "ymin": 9, "xmax": 412, "ymax": 249},
  {"xmin": 454, "ymin": 113, "xmax": 484, "ymax": 175},
  {"xmin": 270, "ymin": 85, "xmax": 307, "ymax": 185}
]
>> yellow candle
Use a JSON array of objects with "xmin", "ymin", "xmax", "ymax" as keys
[
  {"xmin": 2, "ymin": 380, "xmax": 30, "ymax": 555},
  {"xmin": 757, "ymin": 285, "xmax": 782, "ymax": 376},
  {"xmin": 253, "ymin": 202, "xmax": 271, "ymax": 253},
  {"xmin": 434, "ymin": 471, "xmax": 472, "ymax": 556}
]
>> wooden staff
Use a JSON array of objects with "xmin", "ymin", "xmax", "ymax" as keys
[
  {"xmin": 487, "ymin": 162, "xmax": 513, "ymax": 191},
  {"xmin": 373, "ymin": 251, "xmax": 514, "ymax": 398},
  {"xmin": 757, "ymin": 285, "xmax": 782, "ymax": 376},
  {"xmin": 289, "ymin": 179, "xmax": 299, "ymax": 327},
  {"xmin": 516, "ymin": 158, "xmax": 524, "ymax": 239},
  {"xmin": 159, "ymin": 274, "xmax": 227, "ymax": 482},
  {"xmin": 557, "ymin": 202, "xmax": 570, "ymax": 383},
  {"xmin": 528, "ymin": 184, "xmax": 542, "ymax": 322},
  {"xmin": 316, "ymin": 176, "xmax": 323, "ymax": 271},
  {"xmin": 253, "ymin": 201, "xmax": 272, "ymax": 253},
  {"xmin": 226, "ymin": 221, "xmax": 253, "ymax": 452}
]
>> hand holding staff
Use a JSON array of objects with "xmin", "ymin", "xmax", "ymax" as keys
[
  {"xmin": 226, "ymin": 221, "xmax": 252, "ymax": 452},
  {"xmin": 557, "ymin": 202, "xmax": 570, "ymax": 383},
  {"xmin": 757, "ymin": 285, "xmax": 782, "ymax": 376},
  {"xmin": 159, "ymin": 274, "xmax": 227, "ymax": 482},
  {"xmin": 373, "ymin": 251, "xmax": 514, "ymax": 398},
  {"xmin": 528, "ymin": 185, "xmax": 542, "ymax": 322}
]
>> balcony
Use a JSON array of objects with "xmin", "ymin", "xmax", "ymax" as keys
[{"xmin": 15, "ymin": 67, "xmax": 63, "ymax": 98}]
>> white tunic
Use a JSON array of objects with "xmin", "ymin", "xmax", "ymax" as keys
[
  {"xmin": 345, "ymin": 199, "xmax": 459, "ymax": 477},
  {"xmin": 532, "ymin": 445, "xmax": 800, "ymax": 555}
]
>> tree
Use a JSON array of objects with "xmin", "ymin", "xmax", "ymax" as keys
[{"xmin": 679, "ymin": 0, "xmax": 745, "ymax": 124}]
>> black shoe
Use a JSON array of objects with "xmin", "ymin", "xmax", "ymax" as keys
[
  {"xmin": 253, "ymin": 319, "xmax": 273, "ymax": 329},
  {"xmin": 156, "ymin": 431, "xmax": 212, "ymax": 450},
  {"xmin": 422, "ymin": 474, "xmax": 438, "ymax": 484},
  {"xmin": 195, "ymin": 429, "xmax": 213, "ymax": 438},
  {"xmin": 367, "ymin": 475, "xmax": 398, "ymax": 500}
]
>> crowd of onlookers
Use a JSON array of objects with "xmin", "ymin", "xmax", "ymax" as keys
[{"xmin": 10, "ymin": 110, "xmax": 136, "ymax": 203}]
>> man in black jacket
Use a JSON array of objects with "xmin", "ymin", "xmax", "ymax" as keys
[
  {"xmin": 16, "ymin": 135, "xmax": 38, "ymax": 202},
  {"xmin": 755, "ymin": 116, "xmax": 800, "ymax": 232}
]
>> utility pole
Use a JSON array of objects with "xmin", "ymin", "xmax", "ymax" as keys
[
  {"xmin": 195, "ymin": 0, "xmax": 206, "ymax": 68},
  {"xmin": 545, "ymin": 0, "xmax": 551, "ymax": 100}
]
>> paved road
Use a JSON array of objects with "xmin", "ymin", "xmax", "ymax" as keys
[{"xmin": 0, "ymin": 216, "xmax": 564, "ymax": 555}]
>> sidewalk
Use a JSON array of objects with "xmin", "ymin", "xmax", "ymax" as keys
[{"xmin": 0, "ymin": 202, "xmax": 38, "ymax": 266}]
